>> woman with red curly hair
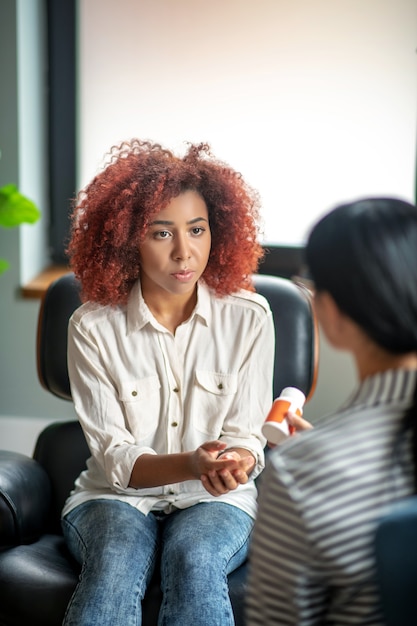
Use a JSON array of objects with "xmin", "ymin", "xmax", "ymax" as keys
[{"xmin": 61, "ymin": 139, "xmax": 275, "ymax": 626}]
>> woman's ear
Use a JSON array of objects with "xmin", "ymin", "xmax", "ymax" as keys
[{"xmin": 314, "ymin": 291, "xmax": 351, "ymax": 349}]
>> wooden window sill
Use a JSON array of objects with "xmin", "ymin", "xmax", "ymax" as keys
[{"xmin": 21, "ymin": 265, "xmax": 70, "ymax": 299}]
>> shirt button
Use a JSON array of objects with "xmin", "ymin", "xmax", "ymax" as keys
[
  {"xmin": 131, "ymin": 390, "xmax": 138, "ymax": 397},
  {"xmin": 218, "ymin": 383, "xmax": 223, "ymax": 390},
  {"xmin": 171, "ymin": 421, "xmax": 178, "ymax": 427},
  {"xmin": 173, "ymin": 387, "xmax": 179, "ymax": 393}
]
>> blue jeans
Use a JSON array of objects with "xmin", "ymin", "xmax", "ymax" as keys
[{"xmin": 61, "ymin": 499, "xmax": 253, "ymax": 625}]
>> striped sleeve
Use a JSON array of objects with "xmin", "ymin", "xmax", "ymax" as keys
[{"xmin": 246, "ymin": 456, "xmax": 327, "ymax": 625}]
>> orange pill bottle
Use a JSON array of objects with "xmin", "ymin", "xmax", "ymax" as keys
[{"xmin": 262, "ymin": 387, "xmax": 306, "ymax": 446}]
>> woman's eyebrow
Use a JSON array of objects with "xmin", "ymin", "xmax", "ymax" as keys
[
  {"xmin": 149, "ymin": 217, "xmax": 208, "ymax": 226},
  {"xmin": 188, "ymin": 217, "xmax": 209, "ymax": 225}
]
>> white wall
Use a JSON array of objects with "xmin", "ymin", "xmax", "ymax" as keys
[
  {"xmin": 18, "ymin": 0, "xmax": 49, "ymax": 284},
  {"xmin": 78, "ymin": 0, "xmax": 417, "ymax": 245}
]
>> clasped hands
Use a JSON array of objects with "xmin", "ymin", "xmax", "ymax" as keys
[{"xmin": 192, "ymin": 441, "xmax": 255, "ymax": 497}]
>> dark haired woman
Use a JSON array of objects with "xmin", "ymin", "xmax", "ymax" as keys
[
  {"xmin": 61, "ymin": 139, "xmax": 274, "ymax": 625},
  {"xmin": 247, "ymin": 197, "xmax": 417, "ymax": 625}
]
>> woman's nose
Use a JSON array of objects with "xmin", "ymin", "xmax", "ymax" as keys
[{"xmin": 173, "ymin": 234, "xmax": 191, "ymax": 260}]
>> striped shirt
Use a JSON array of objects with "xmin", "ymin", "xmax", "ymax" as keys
[{"xmin": 247, "ymin": 368, "xmax": 416, "ymax": 625}]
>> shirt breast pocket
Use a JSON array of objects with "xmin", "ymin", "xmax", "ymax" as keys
[
  {"xmin": 118, "ymin": 376, "xmax": 161, "ymax": 439},
  {"xmin": 192, "ymin": 370, "xmax": 238, "ymax": 437}
]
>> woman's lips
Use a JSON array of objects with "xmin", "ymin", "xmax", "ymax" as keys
[{"xmin": 171, "ymin": 270, "xmax": 195, "ymax": 282}]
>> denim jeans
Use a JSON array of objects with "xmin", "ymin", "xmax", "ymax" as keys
[{"xmin": 62, "ymin": 499, "xmax": 253, "ymax": 625}]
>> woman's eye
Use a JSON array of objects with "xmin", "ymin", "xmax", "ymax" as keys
[
  {"xmin": 191, "ymin": 227, "xmax": 205, "ymax": 236},
  {"xmin": 154, "ymin": 230, "xmax": 171, "ymax": 240}
]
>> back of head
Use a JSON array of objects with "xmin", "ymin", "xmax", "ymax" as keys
[{"xmin": 305, "ymin": 197, "xmax": 417, "ymax": 355}]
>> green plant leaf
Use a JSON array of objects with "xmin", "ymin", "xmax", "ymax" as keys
[
  {"xmin": 0, "ymin": 258, "xmax": 10, "ymax": 274},
  {"xmin": 0, "ymin": 184, "xmax": 41, "ymax": 227}
]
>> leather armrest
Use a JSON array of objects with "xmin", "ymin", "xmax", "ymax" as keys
[{"xmin": 0, "ymin": 450, "xmax": 51, "ymax": 549}]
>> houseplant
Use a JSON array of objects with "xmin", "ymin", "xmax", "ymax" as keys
[{"xmin": 0, "ymin": 184, "xmax": 41, "ymax": 273}]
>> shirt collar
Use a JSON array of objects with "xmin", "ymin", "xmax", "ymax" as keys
[{"xmin": 127, "ymin": 279, "xmax": 211, "ymax": 334}]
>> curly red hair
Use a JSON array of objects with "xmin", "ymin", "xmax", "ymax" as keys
[{"xmin": 67, "ymin": 139, "xmax": 264, "ymax": 305}]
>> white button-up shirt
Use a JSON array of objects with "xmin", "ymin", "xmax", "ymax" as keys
[{"xmin": 63, "ymin": 280, "xmax": 275, "ymax": 519}]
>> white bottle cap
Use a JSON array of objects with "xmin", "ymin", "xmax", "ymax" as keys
[{"xmin": 279, "ymin": 387, "xmax": 306, "ymax": 405}]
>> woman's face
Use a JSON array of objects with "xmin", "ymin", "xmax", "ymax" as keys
[{"xmin": 138, "ymin": 190, "xmax": 211, "ymax": 299}]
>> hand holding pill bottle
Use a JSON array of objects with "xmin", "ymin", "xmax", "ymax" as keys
[{"xmin": 262, "ymin": 387, "xmax": 306, "ymax": 446}]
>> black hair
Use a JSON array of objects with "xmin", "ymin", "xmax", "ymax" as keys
[{"xmin": 305, "ymin": 197, "xmax": 417, "ymax": 490}]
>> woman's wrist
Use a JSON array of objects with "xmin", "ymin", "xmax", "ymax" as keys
[
  {"xmin": 217, "ymin": 448, "xmax": 235, "ymax": 458},
  {"xmin": 217, "ymin": 447, "xmax": 256, "ymax": 475}
]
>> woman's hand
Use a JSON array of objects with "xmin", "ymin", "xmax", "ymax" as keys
[
  {"xmin": 286, "ymin": 410, "xmax": 313, "ymax": 434},
  {"xmin": 130, "ymin": 441, "xmax": 254, "ymax": 491},
  {"xmin": 191, "ymin": 442, "xmax": 255, "ymax": 497},
  {"xmin": 266, "ymin": 411, "xmax": 314, "ymax": 449}
]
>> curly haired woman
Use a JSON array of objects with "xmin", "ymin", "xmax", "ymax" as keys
[{"xmin": 61, "ymin": 139, "xmax": 275, "ymax": 625}]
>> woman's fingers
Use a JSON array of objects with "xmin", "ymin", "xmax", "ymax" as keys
[{"xmin": 286, "ymin": 411, "xmax": 313, "ymax": 433}]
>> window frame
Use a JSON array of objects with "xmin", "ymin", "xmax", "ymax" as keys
[{"xmin": 47, "ymin": 0, "xmax": 76, "ymax": 265}]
